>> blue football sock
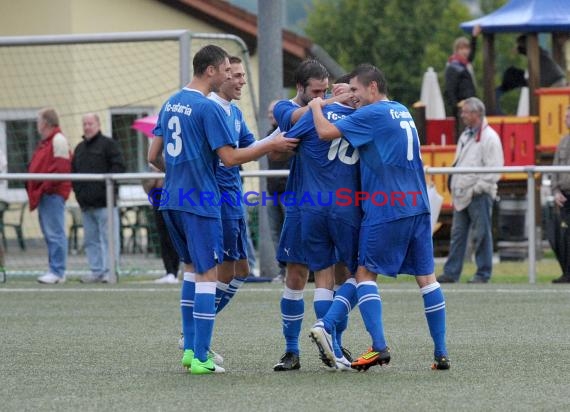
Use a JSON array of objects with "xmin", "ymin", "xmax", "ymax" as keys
[
  {"xmin": 281, "ymin": 287, "xmax": 304, "ymax": 355},
  {"xmin": 180, "ymin": 272, "xmax": 196, "ymax": 351},
  {"xmin": 328, "ymin": 278, "xmax": 357, "ymax": 351},
  {"xmin": 215, "ymin": 281, "xmax": 228, "ymax": 311},
  {"xmin": 421, "ymin": 282, "xmax": 448, "ymax": 357},
  {"xmin": 193, "ymin": 281, "xmax": 217, "ymax": 362},
  {"xmin": 357, "ymin": 280, "xmax": 387, "ymax": 352},
  {"xmin": 217, "ymin": 276, "xmax": 245, "ymax": 314},
  {"xmin": 313, "ymin": 288, "xmax": 334, "ymax": 320}
]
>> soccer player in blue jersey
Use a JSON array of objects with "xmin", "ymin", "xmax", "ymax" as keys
[
  {"xmin": 177, "ymin": 56, "xmax": 255, "ymax": 368},
  {"xmin": 149, "ymin": 45, "xmax": 298, "ymax": 375},
  {"xmin": 271, "ymin": 60, "xmax": 330, "ymax": 371},
  {"xmin": 272, "ymin": 61, "xmax": 358, "ymax": 372},
  {"xmin": 307, "ymin": 64, "xmax": 450, "ymax": 371},
  {"xmin": 285, "ymin": 79, "xmax": 361, "ymax": 371},
  {"xmin": 209, "ymin": 56, "xmax": 255, "ymax": 318}
]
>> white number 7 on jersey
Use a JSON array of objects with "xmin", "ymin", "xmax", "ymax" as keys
[{"xmin": 400, "ymin": 120, "xmax": 420, "ymax": 161}]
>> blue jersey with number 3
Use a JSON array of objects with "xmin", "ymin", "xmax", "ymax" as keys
[
  {"xmin": 287, "ymin": 103, "xmax": 361, "ymax": 225},
  {"xmin": 335, "ymin": 100, "xmax": 430, "ymax": 225},
  {"xmin": 152, "ymin": 88, "xmax": 234, "ymax": 217}
]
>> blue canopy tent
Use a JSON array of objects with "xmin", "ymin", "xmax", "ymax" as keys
[
  {"xmin": 461, "ymin": 0, "xmax": 570, "ymax": 33},
  {"xmin": 459, "ymin": 0, "xmax": 569, "ymax": 115}
]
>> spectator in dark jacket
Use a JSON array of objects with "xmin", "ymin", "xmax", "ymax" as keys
[
  {"xmin": 142, "ymin": 164, "xmax": 181, "ymax": 284},
  {"xmin": 495, "ymin": 34, "xmax": 567, "ymax": 114},
  {"xmin": 444, "ymin": 25, "xmax": 481, "ymax": 140},
  {"xmin": 549, "ymin": 105, "xmax": 570, "ymax": 284},
  {"xmin": 72, "ymin": 113, "xmax": 125, "ymax": 283}
]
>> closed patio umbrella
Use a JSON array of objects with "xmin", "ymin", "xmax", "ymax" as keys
[{"xmin": 131, "ymin": 115, "xmax": 158, "ymax": 138}]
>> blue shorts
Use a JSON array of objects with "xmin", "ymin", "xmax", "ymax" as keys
[
  {"xmin": 161, "ymin": 210, "xmax": 223, "ymax": 274},
  {"xmin": 359, "ymin": 213, "xmax": 434, "ymax": 277},
  {"xmin": 276, "ymin": 214, "xmax": 306, "ymax": 265},
  {"xmin": 301, "ymin": 210, "xmax": 359, "ymax": 274},
  {"xmin": 221, "ymin": 217, "xmax": 248, "ymax": 262}
]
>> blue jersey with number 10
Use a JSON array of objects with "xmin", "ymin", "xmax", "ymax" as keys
[
  {"xmin": 287, "ymin": 102, "xmax": 361, "ymax": 226},
  {"xmin": 152, "ymin": 88, "xmax": 234, "ymax": 218},
  {"xmin": 335, "ymin": 100, "xmax": 430, "ymax": 225}
]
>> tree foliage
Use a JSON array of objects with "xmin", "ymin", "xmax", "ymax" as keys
[
  {"xmin": 306, "ymin": 0, "xmax": 526, "ymax": 113},
  {"xmin": 306, "ymin": 0, "xmax": 472, "ymax": 107}
]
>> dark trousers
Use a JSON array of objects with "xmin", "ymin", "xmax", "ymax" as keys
[
  {"xmin": 548, "ymin": 197, "xmax": 570, "ymax": 276},
  {"xmin": 154, "ymin": 205, "xmax": 180, "ymax": 277}
]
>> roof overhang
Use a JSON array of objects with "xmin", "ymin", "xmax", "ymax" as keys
[{"xmin": 157, "ymin": 0, "xmax": 339, "ymax": 86}]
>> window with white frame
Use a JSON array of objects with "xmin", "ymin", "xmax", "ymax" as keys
[
  {"xmin": 0, "ymin": 110, "xmax": 41, "ymax": 193},
  {"xmin": 109, "ymin": 107, "xmax": 154, "ymax": 173}
]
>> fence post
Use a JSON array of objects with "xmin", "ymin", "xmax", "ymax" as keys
[
  {"xmin": 527, "ymin": 168, "xmax": 536, "ymax": 284},
  {"xmin": 256, "ymin": 0, "xmax": 284, "ymax": 278},
  {"xmin": 106, "ymin": 175, "xmax": 117, "ymax": 284},
  {"xmin": 178, "ymin": 31, "xmax": 190, "ymax": 88}
]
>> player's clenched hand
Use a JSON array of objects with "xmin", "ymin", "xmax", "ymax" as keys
[
  {"xmin": 308, "ymin": 97, "xmax": 323, "ymax": 111},
  {"xmin": 271, "ymin": 132, "xmax": 299, "ymax": 152}
]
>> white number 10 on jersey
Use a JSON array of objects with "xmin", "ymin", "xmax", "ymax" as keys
[{"xmin": 327, "ymin": 137, "xmax": 359, "ymax": 165}]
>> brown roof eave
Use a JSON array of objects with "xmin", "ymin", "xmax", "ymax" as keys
[
  {"xmin": 156, "ymin": 0, "xmax": 258, "ymax": 53},
  {"xmin": 156, "ymin": 0, "xmax": 312, "ymax": 59}
]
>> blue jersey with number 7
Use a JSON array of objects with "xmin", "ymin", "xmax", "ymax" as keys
[{"xmin": 335, "ymin": 100, "xmax": 430, "ymax": 225}]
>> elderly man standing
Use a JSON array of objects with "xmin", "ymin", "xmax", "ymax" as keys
[
  {"xmin": 438, "ymin": 97, "xmax": 504, "ymax": 284},
  {"xmin": 72, "ymin": 113, "xmax": 125, "ymax": 283},
  {"xmin": 28, "ymin": 108, "xmax": 72, "ymax": 284}
]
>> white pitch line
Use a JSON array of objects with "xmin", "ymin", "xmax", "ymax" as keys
[
  {"xmin": 1, "ymin": 287, "xmax": 570, "ymax": 293},
  {"xmin": 0, "ymin": 288, "xmax": 176, "ymax": 292}
]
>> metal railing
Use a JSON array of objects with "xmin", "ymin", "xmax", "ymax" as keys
[{"xmin": 3, "ymin": 165, "xmax": 570, "ymax": 283}]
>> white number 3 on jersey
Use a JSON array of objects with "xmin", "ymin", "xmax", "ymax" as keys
[{"xmin": 166, "ymin": 116, "xmax": 183, "ymax": 157}]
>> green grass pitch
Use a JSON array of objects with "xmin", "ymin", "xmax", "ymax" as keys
[{"xmin": 1, "ymin": 274, "xmax": 570, "ymax": 411}]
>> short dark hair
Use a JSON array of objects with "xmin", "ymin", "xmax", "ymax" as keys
[
  {"xmin": 516, "ymin": 34, "xmax": 527, "ymax": 55},
  {"xmin": 229, "ymin": 56, "xmax": 242, "ymax": 64},
  {"xmin": 294, "ymin": 59, "xmax": 329, "ymax": 89},
  {"xmin": 334, "ymin": 73, "xmax": 352, "ymax": 85},
  {"xmin": 516, "ymin": 34, "xmax": 527, "ymax": 44},
  {"xmin": 350, "ymin": 64, "xmax": 388, "ymax": 94},
  {"xmin": 193, "ymin": 45, "xmax": 229, "ymax": 76}
]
